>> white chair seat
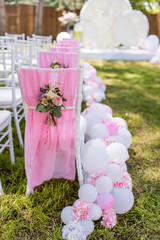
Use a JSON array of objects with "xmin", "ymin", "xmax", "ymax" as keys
[
  {"xmin": 0, "ymin": 110, "xmax": 11, "ymax": 127},
  {"xmin": 32, "ymin": 58, "xmax": 38, "ymax": 66},
  {"xmin": 0, "ymin": 88, "xmax": 22, "ymax": 105}
]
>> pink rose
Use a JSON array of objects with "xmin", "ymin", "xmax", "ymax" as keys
[{"xmin": 54, "ymin": 96, "xmax": 62, "ymax": 106}]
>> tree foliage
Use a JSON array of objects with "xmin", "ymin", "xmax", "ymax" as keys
[
  {"xmin": 130, "ymin": 0, "xmax": 160, "ymax": 12},
  {"xmin": 4, "ymin": 0, "xmax": 160, "ymax": 12}
]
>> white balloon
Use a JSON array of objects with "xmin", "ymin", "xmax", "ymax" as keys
[
  {"xmin": 90, "ymin": 203, "xmax": 102, "ymax": 221},
  {"xmin": 122, "ymin": 163, "xmax": 128, "ymax": 172},
  {"xmin": 106, "ymin": 142, "xmax": 129, "ymax": 162},
  {"xmin": 89, "ymin": 123, "xmax": 109, "ymax": 139},
  {"xmin": 88, "ymin": 103, "xmax": 108, "ymax": 118},
  {"xmin": 80, "ymin": 0, "xmax": 132, "ymax": 48},
  {"xmin": 106, "ymin": 163, "xmax": 123, "ymax": 181},
  {"xmin": 61, "ymin": 206, "xmax": 73, "ymax": 224},
  {"xmin": 82, "ymin": 138, "xmax": 106, "ymax": 155},
  {"xmin": 83, "ymin": 85, "xmax": 97, "ymax": 97},
  {"xmin": 95, "ymin": 176, "xmax": 113, "ymax": 193},
  {"xmin": 112, "ymin": 188, "xmax": 134, "ymax": 214},
  {"xmin": 93, "ymin": 91, "xmax": 104, "ymax": 102},
  {"xmin": 80, "ymin": 219, "xmax": 94, "ymax": 235},
  {"xmin": 113, "ymin": 117, "xmax": 128, "ymax": 129},
  {"xmin": 84, "ymin": 112, "xmax": 101, "ymax": 136},
  {"xmin": 111, "ymin": 135, "xmax": 127, "ymax": 147},
  {"xmin": 82, "ymin": 145, "xmax": 109, "ymax": 173},
  {"xmin": 114, "ymin": 10, "xmax": 149, "ymax": 47},
  {"xmin": 144, "ymin": 34, "xmax": 159, "ymax": 52},
  {"xmin": 78, "ymin": 184, "xmax": 98, "ymax": 203},
  {"xmin": 118, "ymin": 128, "xmax": 132, "ymax": 149},
  {"xmin": 56, "ymin": 32, "xmax": 71, "ymax": 42}
]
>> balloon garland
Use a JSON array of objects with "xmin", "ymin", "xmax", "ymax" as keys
[{"xmin": 61, "ymin": 63, "xmax": 134, "ymax": 240}]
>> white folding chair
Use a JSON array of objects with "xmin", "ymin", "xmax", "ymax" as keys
[
  {"xmin": 0, "ymin": 110, "xmax": 15, "ymax": 194},
  {"xmin": 32, "ymin": 34, "xmax": 52, "ymax": 45},
  {"xmin": 18, "ymin": 66, "xmax": 84, "ymax": 195},
  {"xmin": 5, "ymin": 32, "xmax": 25, "ymax": 41},
  {"xmin": 0, "ymin": 50, "xmax": 24, "ymax": 147},
  {"xmin": 13, "ymin": 41, "xmax": 33, "ymax": 67},
  {"xmin": 27, "ymin": 37, "xmax": 51, "ymax": 66}
]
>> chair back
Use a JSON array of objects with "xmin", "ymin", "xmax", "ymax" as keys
[
  {"xmin": 19, "ymin": 67, "xmax": 84, "ymax": 192},
  {"xmin": 39, "ymin": 51, "xmax": 79, "ymax": 68}
]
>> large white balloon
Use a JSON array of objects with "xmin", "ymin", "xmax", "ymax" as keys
[
  {"xmin": 111, "ymin": 135, "xmax": 127, "ymax": 147},
  {"xmin": 112, "ymin": 188, "xmax": 134, "ymax": 214},
  {"xmin": 95, "ymin": 176, "xmax": 113, "ymax": 193},
  {"xmin": 113, "ymin": 117, "xmax": 128, "ymax": 129},
  {"xmin": 84, "ymin": 112, "xmax": 101, "ymax": 136},
  {"xmin": 118, "ymin": 128, "xmax": 132, "ymax": 149},
  {"xmin": 82, "ymin": 145, "xmax": 109, "ymax": 173},
  {"xmin": 80, "ymin": 219, "xmax": 94, "ymax": 235},
  {"xmin": 56, "ymin": 32, "xmax": 71, "ymax": 43},
  {"xmin": 90, "ymin": 203, "xmax": 102, "ymax": 221},
  {"xmin": 78, "ymin": 184, "xmax": 98, "ymax": 203},
  {"xmin": 61, "ymin": 206, "xmax": 74, "ymax": 224},
  {"xmin": 82, "ymin": 138, "xmax": 106, "ymax": 154},
  {"xmin": 106, "ymin": 142, "xmax": 129, "ymax": 162},
  {"xmin": 106, "ymin": 163, "xmax": 123, "ymax": 181},
  {"xmin": 80, "ymin": 0, "xmax": 132, "ymax": 48},
  {"xmin": 114, "ymin": 10, "xmax": 149, "ymax": 47},
  {"xmin": 88, "ymin": 103, "xmax": 109, "ymax": 118},
  {"xmin": 89, "ymin": 123, "xmax": 109, "ymax": 139},
  {"xmin": 144, "ymin": 34, "xmax": 159, "ymax": 52}
]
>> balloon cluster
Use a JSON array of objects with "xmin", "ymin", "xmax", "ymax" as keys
[
  {"xmin": 141, "ymin": 34, "xmax": 160, "ymax": 53},
  {"xmin": 83, "ymin": 62, "xmax": 106, "ymax": 106},
  {"xmin": 61, "ymin": 102, "xmax": 134, "ymax": 240}
]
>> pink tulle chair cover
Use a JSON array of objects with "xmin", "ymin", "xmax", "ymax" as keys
[
  {"xmin": 20, "ymin": 68, "xmax": 79, "ymax": 193},
  {"xmin": 39, "ymin": 51, "xmax": 79, "ymax": 68},
  {"xmin": 63, "ymin": 38, "xmax": 79, "ymax": 43},
  {"xmin": 51, "ymin": 46, "xmax": 79, "ymax": 53},
  {"xmin": 56, "ymin": 42, "xmax": 79, "ymax": 47}
]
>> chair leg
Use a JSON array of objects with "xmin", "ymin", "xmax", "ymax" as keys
[
  {"xmin": 13, "ymin": 106, "xmax": 23, "ymax": 147},
  {"xmin": 0, "ymin": 179, "xmax": 3, "ymax": 195},
  {"xmin": 8, "ymin": 119, "xmax": 15, "ymax": 164},
  {"xmin": 26, "ymin": 182, "xmax": 31, "ymax": 197}
]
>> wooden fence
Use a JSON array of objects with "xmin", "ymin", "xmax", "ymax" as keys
[{"xmin": 4, "ymin": 3, "xmax": 160, "ymax": 40}]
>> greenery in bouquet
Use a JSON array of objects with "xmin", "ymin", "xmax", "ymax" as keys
[
  {"xmin": 36, "ymin": 83, "xmax": 67, "ymax": 126},
  {"xmin": 58, "ymin": 10, "xmax": 79, "ymax": 26},
  {"xmin": 50, "ymin": 59, "xmax": 67, "ymax": 69}
]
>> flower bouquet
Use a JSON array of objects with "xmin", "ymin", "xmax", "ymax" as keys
[
  {"xmin": 58, "ymin": 11, "xmax": 79, "ymax": 26},
  {"xmin": 36, "ymin": 83, "xmax": 67, "ymax": 126},
  {"xmin": 58, "ymin": 11, "xmax": 79, "ymax": 34},
  {"xmin": 50, "ymin": 59, "xmax": 67, "ymax": 69}
]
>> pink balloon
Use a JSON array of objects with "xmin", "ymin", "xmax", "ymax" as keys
[
  {"xmin": 105, "ymin": 122, "xmax": 118, "ymax": 136},
  {"xmin": 105, "ymin": 105, "xmax": 113, "ymax": 116},
  {"xmin": 97, "ymin": 192, "xmax": 114, "ymax": 210}
]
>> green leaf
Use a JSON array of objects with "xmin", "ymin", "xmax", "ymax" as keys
[
  {"xmin": 62, "ymin": 97, "xmax": 67, "ymax": 102},
  {"xmin": 52, "ymin": 109, "xmax": 62, "ymax": 118},
  {"xmin": 36, "ymin": 103, "xmax": 49, "ymax": 112},
  {"xmin": 44, "ymin": 84, "xmax": 50, "ymax": 90},
  {"xmin": 40, "ymin": 87, "xmax": 47, "ymax": 93}
]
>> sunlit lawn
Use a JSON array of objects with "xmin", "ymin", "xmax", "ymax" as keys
[{"xmin": 0, "ymin": 61, "xmax": 160, "ymax": 240}]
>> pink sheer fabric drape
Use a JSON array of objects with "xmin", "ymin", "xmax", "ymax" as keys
[
  {"xmin": 39, "ymin": 51, "xmax": 79, "ymax": 68},
  {"xmin": 56, "ymin": 42, "xmax": 79, "ymax": 47},
  {"xmin": 20, "ymin": 68, "xmax": 79, "ymax": 193},
  {"xmin": 63, "ymin": 38, "xmax": 79, "ymax": 43},
  {"xmin": 51, "ymin": 46, "xmax": 79, "ymax": 53}
]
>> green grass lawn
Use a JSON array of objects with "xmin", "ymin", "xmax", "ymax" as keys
[{"xmin": 0, "ymin": 61, "xmax": 160, "ymax": 240}]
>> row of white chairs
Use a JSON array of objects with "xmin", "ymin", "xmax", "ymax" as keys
[
  {"xmin": 0, "ymin": 37, "xmax": 85, "ymax": 196},
  {"xmin": 0, "ymin": 34, "xmax": 53, "ymax": 194},
  {"xmin": 0, "ymin": 110, "xmax": 15, "ymax": 194}
]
